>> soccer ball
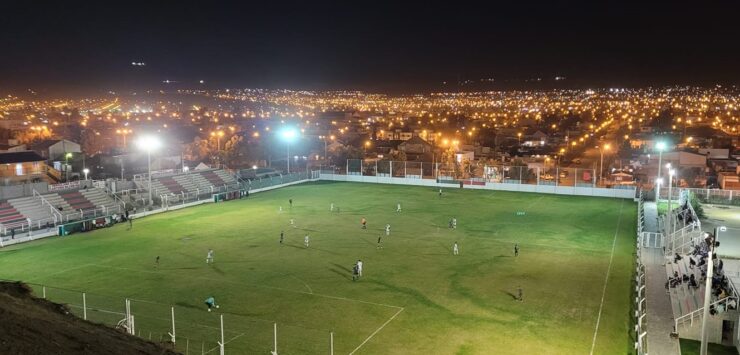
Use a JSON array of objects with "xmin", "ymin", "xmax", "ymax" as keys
[
  {"xmin": 208, "ymin": 309, "xmax": 211, "ymax": 312},
  {"xmin": 216, "ymin": 305, "xmax": 220, "ymax": 309}
]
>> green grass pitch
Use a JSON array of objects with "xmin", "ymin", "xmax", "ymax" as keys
[{"xmin": 0, "ymin": 182, "xmax": 637, "ymax": 354}]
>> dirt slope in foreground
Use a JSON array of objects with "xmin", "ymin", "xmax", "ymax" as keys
[{"xmin": 0, "ymin": 281, "xmax": 179, "ymax": 355}]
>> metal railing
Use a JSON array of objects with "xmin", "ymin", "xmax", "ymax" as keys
[
  {"xmin": 33, "ymin": 189, "xmax": 63, "ymax": 223},
  {"xmin": 675, "ymin": 296, "xmax": 738, "ymax": 332},
  {"xmin": 634, "ymin": 191, "xmax": 648, "ymax": 355}
]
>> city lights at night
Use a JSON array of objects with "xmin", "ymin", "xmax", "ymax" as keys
[{"xmin": 0, "ymin": 2, "xmax": 738, "ymax": 355}]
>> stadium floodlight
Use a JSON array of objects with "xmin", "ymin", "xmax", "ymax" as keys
[
  {"xmin": 281, "ymin": 129, "xmax": 297, "ymax": 173},
  {"xmin": 136, "ymin": 135, "xmax": 161, "ymax": 205}
]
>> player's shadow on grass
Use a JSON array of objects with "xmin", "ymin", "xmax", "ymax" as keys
[
  {"xmin": 328, "ymin": 267, "xmax": 349, "ymax": 280},
  {"xmin": 330, "ymin": 262, "xmax": 351, "ymax": 273},
  {"xmin": 493, "ymin": 255, "xmax": 512, "ymax": 258},
  {"xmin": 210, "ymin": 265, "xmax": 225, "ymax": 275},
  {"xmin": 501, "ymin": 290, "xmax": 518, "ymax": 300}
]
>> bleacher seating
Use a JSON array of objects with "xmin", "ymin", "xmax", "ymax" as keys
[
  {"xmin": 8, "ymin": 196, "xmax": 55, "ymax": 226},
  {"xmin": 0, "ymin": 202, "xmax": 28, "ymax": 229},
  {"xmin": 59, "ymin": 191, "xmax": 96, "ymax": 210},
  {"xmin": 142, "ymin": 169, "xmax": 240, "ymax": 198},
  {"xmin": 666, "ymin": 257, "xmax": 705, "ymax": 317}
]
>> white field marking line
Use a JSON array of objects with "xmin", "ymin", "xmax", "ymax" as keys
[
  {"xmin": 204, "ymin": 332, "xmax": 247, "ymax": 354},
  {"xmin": 349, "ymin": 307, "xmax": 405, "ymax": 355},
  {"xmin": 523, "ymin": 195, "xmax": 545, "ymax": 209},
  {"xmin": 89, "ymin": 264, "xmax": 403, "ymax": 310},
  {"xmin": 589, "ymin": 200, "xmax": 624, "ymax": 355},
  {"xmin": 288, "ymin": 274, "xmax": 313, "ymax": 294}
]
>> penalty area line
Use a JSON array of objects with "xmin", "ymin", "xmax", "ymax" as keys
[
  {"xmin": 589, "ymin": 200, "xmax": 624, "ymax": 355},
  {"xmin": 349, "ymin": 307, "xmax": 404, "ymax": 355}
]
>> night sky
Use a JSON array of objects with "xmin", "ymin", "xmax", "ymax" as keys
[{"xmin": 2, "ymin": 2, "xmax": 740, "ymax": 94}]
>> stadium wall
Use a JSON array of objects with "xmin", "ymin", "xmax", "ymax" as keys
[{"xmin": 319, "ymin": 173, "xmax": 636, "ymax": 199}]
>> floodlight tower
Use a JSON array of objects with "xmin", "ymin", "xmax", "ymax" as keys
[
  {"xmin": 281, "ymin": 129, "xmax": 297, "ymax": 173},
  {"xmin": 136, "ymin": 135, "xmax": 162, "ymax": 205}
]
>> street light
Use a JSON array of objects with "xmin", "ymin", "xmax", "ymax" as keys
[
  {"xmin": 210, "ymin": 130, "xmax": 225, "ymax": 151},
  {"xmin": 517, "ymin": 132, "xmax": 522, "ymax": 144},
  {"xmin": 655, "ymin": 141, "xmax": 666, "ymax": 201},
  {"xmin": 281, "ymin": 129, "xmax": 297, "ymax": 173},
  {"xmin": 83, "ymin": 168, "xmax": 89, "ymax": 181},
  {"xmin": 136, "ymin": 135, "xmax": 161, "ymax": 205},
  {"xmin": 116, "ymin": 128, "xmax": 133, "ymax": 150}
]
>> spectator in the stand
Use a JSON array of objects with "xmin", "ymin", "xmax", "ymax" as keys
[
  {"xmin": 689, "ymin": 274, "xmax": 699, "ymax": 289},
  {"xmin": 728, "ymin": 298, "xmax": 737, "ymax": 310}
]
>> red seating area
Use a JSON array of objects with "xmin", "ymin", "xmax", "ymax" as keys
[
  {"xmin": 201, "ymin": 171, "xmax": 227, "ymax": 186},
  {"xmin": 59, "ymin": 191, "xmax": 95, "ymax": 210},
  {"xmin": 0, "ymin": 202, "xmax": 26, "ymax": 226},
  {"xmin": 159, "ymin": 177, "xmax": 186, "ymax": 194}
]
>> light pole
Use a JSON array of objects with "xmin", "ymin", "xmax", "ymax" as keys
[
  {"xmin": 116, "ymin": 129, "xmax": 133, "ymax": 150},
  {"xmin": 655, "ymin": 141, "xmax": 666, "ymax": 201},
  {"xmin": 598, "ymin": 143, "xmax": 610, "ymax": 186},
  {"xmin": 699, "ymin": 227, "xmax": 724, "ymax": 355},
  {"xmin": 281, "ymin": 129, "xmax": 297, "ymax": 174},
  {"xmin": 517, "ymin": 132, "xmax": 522, "ymax": 145},
  {"xmin": 211, "ymin": 130, "xmax": 225, "ymax": 151},
  {"xmin": 137, "ymin": 135, "xmax": 161, "ymax": 205},
  {"xmin": 667, "ymin": 166, "xmax": 674, "ymax": 232},
  {"xmin": 83, "ymin": 168, "xmax": 89, "ymax": 181}
]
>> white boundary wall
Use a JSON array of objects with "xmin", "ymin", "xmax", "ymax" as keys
[{"xmin": 320, "ymin": 173, "xmax": 636, "ymax": 199}]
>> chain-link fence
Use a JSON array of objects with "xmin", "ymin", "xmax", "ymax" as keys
[
  {"xmin": 341, "ymin": 160, "xmax": 612, "ymax": 187},
  {"xmin": 21, "ymin": 282, "xmax": 335, "ymax": 354}
]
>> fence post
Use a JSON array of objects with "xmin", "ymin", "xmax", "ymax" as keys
[
  {"xmin": 404, "ymin": 161, "xmax": 407, "ymax": 177},
  {"xmin": 273, "ymin": 322, "xmax": 278, "ymax": 355},
  {"xmin": 518, "ymin": 166, "xmax": 522, "ymax": 184},
  {"xmin": 219, "ymin": 314, "xmax": 225, "ymax": 355},
  {"xmin": 390, "ymin": 161, "xmax": 393, "ymax": 178},
  {"xmin": 169, "ymin": 306, "xmax": 176, "ymax": 344},
  {"xmin": 82, "ymin": 292, "xmax": 87, "ymax": 320}
]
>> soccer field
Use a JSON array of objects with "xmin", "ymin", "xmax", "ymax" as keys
[{"xmin": 0, "ymin": 182, "xmax": 637, "ymax": 354}]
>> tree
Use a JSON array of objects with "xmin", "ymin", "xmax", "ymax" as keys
[
  {"xmin": 387, "ymin": 150, "xmax": 407, "ymax": 162},
  {"xmin": 218, "ymin": 135, "xmax": 241, "ymax": 166},
  {"xmin": 328, "ymin": 144, "xmax": 362, "ymax": 166},
  {"xmin": 688, "ymin": 191, "xmax": 705, "ymax": 219},
  {"xmin": 507, "ymin": 158, "xmax": 533, "ymax": 182}
]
